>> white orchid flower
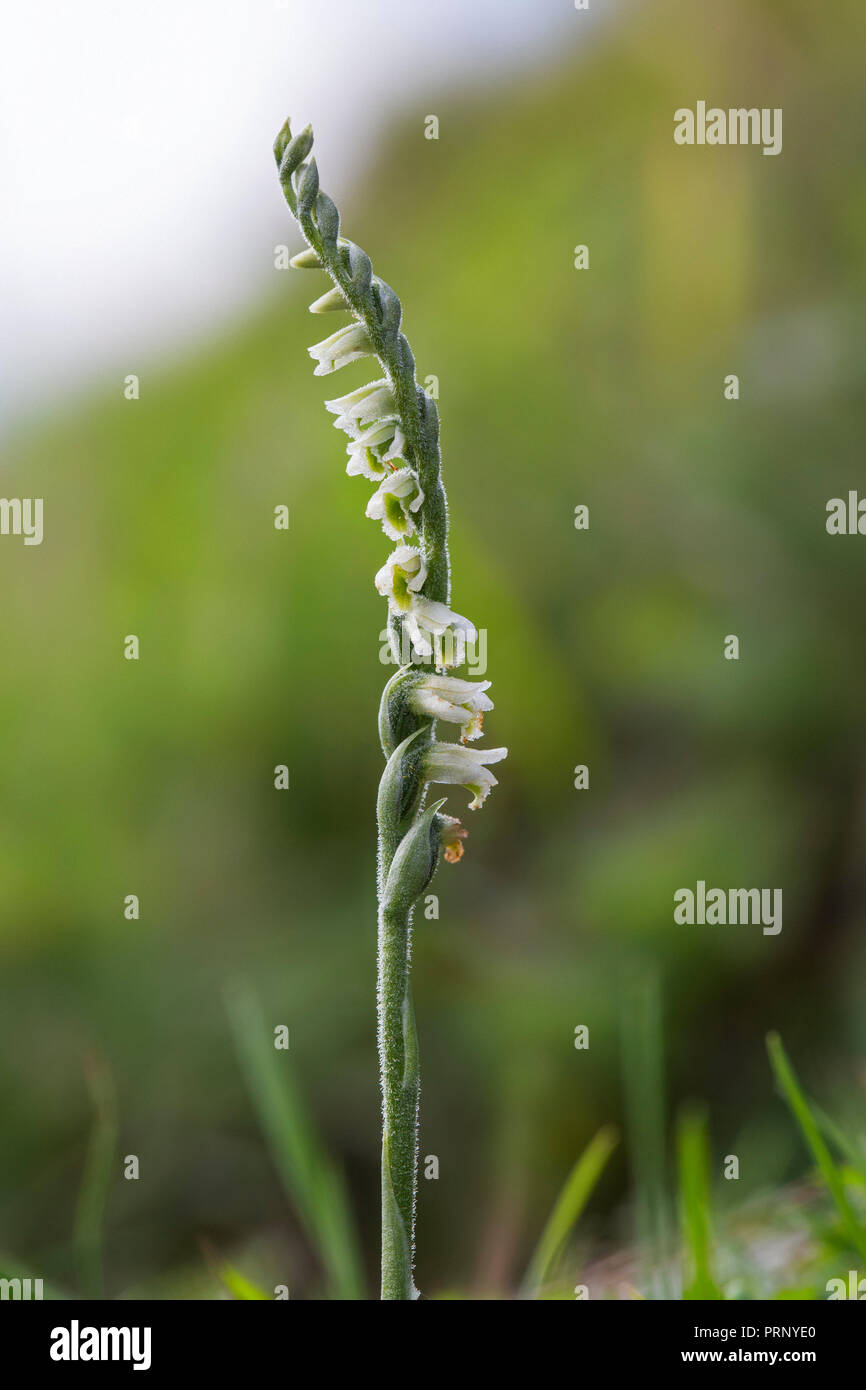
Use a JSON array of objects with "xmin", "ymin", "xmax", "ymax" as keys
[
  {"xmin": 325, "ymin": 380, "xmax": 397, "ymax": 435},
  {"xmin": 365, "ymin": 468, "xmax": 425, "ymax": 541},
  {"xmin": 374, "ymin": 546, "xmax": 428, "ymax": 611},
  {"xmin": 374, "ymin": 547, "xmax": 476, "ymax": 665},
  {"xmin": 410, "ymin": 674, "xmax": 493, "ymax": 741},
  {"xmin": 424, "ymin": 743, "xmax": 508, "ymax": 810},
  {"xmin": 404, "ymin": 599, "xmax": 476, "ymax": 667},
  {"xmin": 308, "ymin": 322, "xmax": 374, "ymax": 376},
  {"xmin": 346, "ymin": 448, "xmax": 390, "ymax": 482},
  {"xmin": 345, "ymin": 419, "xmax": 406, "ymax": 480}
]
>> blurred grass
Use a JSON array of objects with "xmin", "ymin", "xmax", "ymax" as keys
[
  {"xmin": 73, "ymin": 1056, "xmax": 118, "ymax": 1300},
  {"xmin": 226, "ymin": 981, "xmax": 364, "ymax": 1299},
  {"xmin": 621, "ymin": 973, "xmax": 672, "ymax": 1298},
  {"xmin": 767, "ymin": 1032, "xmax": 866, "ymax": 1264},
  {"xmin": 199, "ymin": 1238, "xmax": 271, "ymax": 1301},
  {"xmin": 0, "ymin": 0, "xmax": 864, "ymax": 1295},
  {"xmin": 214, "ymin": 1263, "xmax": 270, "ymax": 1301},
  {"xmin": 522, "ymin": 1125, "xmax": 618, "ymax": 1297},
  {"xmin": 677, "ymin": 1105, "xmax": 722, "ymax": 1300}
]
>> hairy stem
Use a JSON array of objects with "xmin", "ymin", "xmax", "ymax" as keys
[
  {"xmin": 376, "ymin": 725, "xmax": 433, "ymax": 1296},
  {"xmin": 377, "ymin": 902, "xmax": 420, "ymax": 1298}
]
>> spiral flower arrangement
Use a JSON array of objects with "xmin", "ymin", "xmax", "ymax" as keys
[{"xmin": 274, "ymin": 118, "xmax": 506, "ymax": 1299}]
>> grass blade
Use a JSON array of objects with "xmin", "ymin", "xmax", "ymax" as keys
[
  {"xmin": 217, "ymin": 1263, "xmax": 271, "ymax": 1301},
  {"xmin": 766, "ymin": 1031, "xmax": 866, "ymax": 1263},
  {"xmin": 522, "ymin": 1125, "xmax": 618, "ymax": 1296},
  {"xmin": 676, "ymin": 1104, "xmax": 722, "ymax": 1300},
  {"xmin": 620, "ymin": 970, "xmax": 672, "ymax": 1298},
  {"xmin": 812, "ymin": 1102, "xmax": 866, "ymax": 1182},
  {"xmin": 226, "ymin": 980, "xmax": 364, "ymax": 1299},
  {"xmin": 199, "ymin": 1236, "xmax": 271, "ymax": 1300}
]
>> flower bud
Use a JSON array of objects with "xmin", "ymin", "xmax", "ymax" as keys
[
  {"xmin": 346, "ymin": 242, "xmax": 373, "ymax": 293},
  {"xmin": 374, "ymin": 279, "xmax": 402, "ymax": 338},
  {"xmin": 273, "ymin": 118, "xmax": 293, "ymax": 167},
  {"xmin": 377, "ymin": 727, "xmax": 430, "ymax": 845},
  {"xmin": 383, "ymin": 800, "xmax": 447, "ymax": 914},
  {"xmin": 296, "ymin": 157, "xmax": 320, "ymax": 215},
  {"xmin": 379, "ymin": 667, "xmax": 425, "ymax": 757},
  {"xmin": 277, "ymin": 123, "xmax": 313, "ymax": 182},
  {"xmin": 315, "ymin": 191, "xmax": 340, "ymax": 243}
]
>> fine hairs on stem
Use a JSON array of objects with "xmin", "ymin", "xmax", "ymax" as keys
[{"xmin": 274, "ymin": 118, "xmax": 506, "ymax": 1299}]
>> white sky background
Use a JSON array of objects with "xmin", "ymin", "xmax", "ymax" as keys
[{"xmin": 0, "ymin": 0, "xmax": 617, "ymax": 427}]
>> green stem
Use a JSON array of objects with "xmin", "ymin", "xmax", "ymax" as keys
[
  {"xmin": 376, "ymin": 725, "xmax": 431, "ymax": 1297},
  {"xmin": 377, "ymin": 903, "xmax": 420, "ymax": 1299}
]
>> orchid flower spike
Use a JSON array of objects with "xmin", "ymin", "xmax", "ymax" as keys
[{"xmin": 274, "ymin": 115, "xmax": 507, "ymax": 1300}]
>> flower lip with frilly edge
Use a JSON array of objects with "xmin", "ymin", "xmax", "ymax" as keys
[
  {"xmin": 410, "ymin": 674, "xmax": 493, "ymax": 741},
  {"xmin": 424, "ymin": 743, "xmax": 508, "ymax": 810},
  {"xmin": 366, "ymin": 468, "xmax": 425, "ymax": 541}
]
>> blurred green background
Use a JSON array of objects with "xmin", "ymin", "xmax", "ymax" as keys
[{"xmin": 1, "ymin": 0, "xmax": 865, "ymax": 1298}]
